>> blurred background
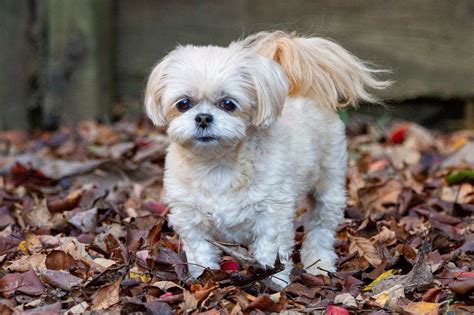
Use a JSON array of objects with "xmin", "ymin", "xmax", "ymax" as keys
[{"xmin": 0, "ymin": 0, "xmax": 473, "ymax": 131}]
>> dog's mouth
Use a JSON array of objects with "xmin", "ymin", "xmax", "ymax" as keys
[{"xmin": 195, "ymin": 136, "xmax": 218, "ymax": 143}]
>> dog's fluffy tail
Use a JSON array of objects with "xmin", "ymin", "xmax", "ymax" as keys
[{"xmin": 240, "ymin": 31, "xmax": 391, "ymax": 110}]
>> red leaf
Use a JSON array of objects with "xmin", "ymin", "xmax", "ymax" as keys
[
  {"xmin": 327, "ymin": 305, "xmax": 350, "ymax": 315},
  {"xmin": 145, "ymin": 201, "xmax": 168, "ymax": 216},
  {"xmin": 390, "ymin": 124, "xmax": 409, "ymax": 144},
  {"xmin": 220, "ymin": 260, "xmax": 239, "ymax": 272}
]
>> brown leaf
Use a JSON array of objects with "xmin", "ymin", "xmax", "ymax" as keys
[
  {"xmin": 24, "ymin": 232, "xmax": 42, "ymax": 254},
  {"xmin": 24, "ymin": 200, "xmax": 52, "ymax": 229},
  {"xmin": 86, "ymin": 265, "xmax": 128, "ymax": 289},
  {"xmin": 403, "ymin": 242, "xmax": 434, "ymax": 293},
  {"xmin": 396, "ymin": 298, "xmax": 439, "ymax": 315},
  {"xmin": 191, "ymin": 282, "xmax": 219, "ymax": 301},
  {"xmin": 449, "ymin": 279, "xmax": 474, "ymax": 295},
  {"xmin": 349, "ymin": 236, "xmax": 382, "ymax": 266},
  {"xmin": 40, "ymin": 269, "xmax": 83, "ymax": 290},
  {"xmin": 68, "ymin": 207, "xmax": 98, "ymax": 233},
  {"xmin": 0, "ymin": 269, "xmax": 44, "ymax": 298},
  {"xmin": 247, "ymin": 294, "xmax": 287, "ymax": 313},
  {"xmin": 359, "ymin": 179, "xmax": 403, "ymax": 213},
  {"xmin": 91, "ymin": 277, "xmax": 121, "ymax": 310},
  {"xmin": 47, "ymin": 189, "xmax": 82, "ymax": 213},
  {"xmin": 370, "ymin": 226, "xmax": 397, "ymax": 246},
  {"xmin": 422, "ymin": 287, "xmax": 443, "ymax": 302},
  {"xmin": 0, "ymin": 235, "xmax": 22, "ymax": 256},
  {"xmin": 146, "ymin": 218, "xmax": 165, "ymax": 247},
  {"xmin": 0, "ymin": 304, "xmax": 13, "ymax": 315},
  {"xmin": 45, "ymin": 250, "xmax": 76, "ymax": 270},
  {"xmin": 23, "ymin": 302, "xmax": 62, "ymax": 314},
  {"xmin": 6, "ymin": 253, "xmax": 46, "ymax": 272}
]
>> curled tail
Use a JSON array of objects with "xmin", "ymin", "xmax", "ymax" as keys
[{"xmin": 239, "ymin": 31, "xmax": 391, "ymax": 110}]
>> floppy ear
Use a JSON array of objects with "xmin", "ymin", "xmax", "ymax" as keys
[
  {"xmin": 249, "ymin": 56, "xmax": 289, "ymax": 128},
  {"xmin": 144, "ymin": 59, "xmax": 169, "ymax": 127}
]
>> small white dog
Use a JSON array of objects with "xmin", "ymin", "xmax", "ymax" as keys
[{"xmin": 145, "ymin": 31, "xmax": 388, "ymax": 288}]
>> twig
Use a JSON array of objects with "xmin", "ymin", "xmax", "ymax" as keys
[{"xmin": 208, "ymin": 240, "xmax": 259, "ymax": 268}]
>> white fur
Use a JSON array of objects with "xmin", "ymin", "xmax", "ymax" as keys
[{"xmin": 145, "ymin": 32, "xmax": 388, "ymax": 289}]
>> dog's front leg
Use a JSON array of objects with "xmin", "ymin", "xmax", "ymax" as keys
[
  {"xmin": 169, "ymin": 211, "xmax": 220, "ymax": 278},
  {"xmin": 251, "ymin": 209, "xmax": 294, "ymax": 289},
  {"xmin": 181, "ymin": 234, "xmax": 221, "ymax": 279}
]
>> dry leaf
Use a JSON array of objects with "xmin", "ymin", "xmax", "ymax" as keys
[
  {"xmin": 5, "ymin": 253, "xmax": 46, "ymax": 272},
  {"xmin": 40, "ymin": 269, "xmax": 83, "ymax": 290},
  {"xmin": 0, "ymin": 269, "xmax": 44, "ymax": 297},
  {"xmin": 45, "ymin": 250, "xmax": 76, "ymax": 270},
  {"xmin": 349, "ymin": 236, "xmax": 382, "ymax": 266},
  {"xmin": 247, "ymin": 294, "xmax": 287, "ymax": 313},
  {"xmin": 66, "ymin": 301, "xmax": 89, "ymax": 314},
  {"xmin": 372, "ymin": 284, "xmax": 405, "ymax": 308},
  {"xmin": 68, "ymin": 208, "xmax": 98, "ymax": 233},
  {"xmin": 398, "ymin": 299, "xmax": 439, "ymax": 315},
  {"xmin": 25, "ymin": 200, "xmax": 52, "ymax": 229},
  {"xmin": 370, "ymin": 226, "xmax": 396, "ymax": 246},
  {"xmin": 334, "ymin": 293, "xmax": 357, "ymax": 308},
  {"xmin": 91, "ymin": 277, "xmax": 121, "ymax": 310},
  {"xmin": 24, "ymin": 233, "xmax": 42, "ymax": 254}
]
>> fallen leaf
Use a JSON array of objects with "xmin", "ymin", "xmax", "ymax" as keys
[
  {"xmin": 349, "ymin": 236, "xmax": 382, "ymax": 266},
  {"xmin": 23, "ymin": 302, "xmax": 62, "ymax": 314},
  {"xmin": 5, "ymin": 253, "xmax": 46, "ymax": 272},
  {"xmin": 91, "ymin": 277, "xmax": 121, "ymax": 310},
  {"xmin": 326, "ymin": 305, "xmax": 350, "ymax": 315},
  {"xmin": 0, "ymin": 269, "xmax": 44, "ymax": 297},
  {"xmin": 372, "ymin": 284, "xmax": 405, "ymax": 309},
  {"xmin": 370, "ymin": 226, "xmax": 397, "ymax": 246},
  {"xmin": 334, "ymin": 293, "xmax": 357, "ymax": 308},
  {"xmin": 398, "ymin": 299, "xmax": 439, "ymax": 315},
  {"xmin": 68, "ymin": 208, "xmax": 98, "ymax": 233},
  {"xmin": 363, "ymin": 269, "xmax": 398, "ymax": 292},
  {"xmin": 442, "ymin": 142, "xmax": 474, "ymax": 168},
  {"xmin": 246, "ymin": 294, "xmax": 287, "ymax": 312},
  {"xmin": 45, "ymin": 250, "xmax": 76, "ymax": 270},
  {"xmin": 449, "ymin": 279, "xmax": 474, "ymax": 295},
  {"xmin": 24, "ymin": 200, "xmax": 52, "ymax": 229},
  {"xmin": 66, "ymin": 301, "xmax": 89, "ymax": 313},
  {"xmin": 40, "ymin": 269, "xmax": 82, "ymax": 290},
  {"xmin": 93, "ymin": 257, "xmax": 116, "ymax": 269},
  {"xmin": 220, "ymin": 260, "xmax": 239, "ymax": 272}
]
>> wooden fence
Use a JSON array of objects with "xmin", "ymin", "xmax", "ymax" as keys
[{"xmin": 1, "ymin": 0, "xmax": 473, "ymax": 130}]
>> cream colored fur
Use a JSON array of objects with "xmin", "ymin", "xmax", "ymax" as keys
[{"xmin": 145, "ymin": 31, "xmax": 389, "ymax": 289}]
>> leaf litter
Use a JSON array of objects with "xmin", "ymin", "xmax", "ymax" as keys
[{"xmin": 0, "ymin": 117, "xmax": 473, "ymax": 313}]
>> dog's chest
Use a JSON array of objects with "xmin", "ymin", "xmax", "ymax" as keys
[
  {"xmin": 193, "ymin": 186, "xmax": 258, "ymax": 237},
  {"xmin": 189, "ymin": 170, "xmax": 265, "ymax": 243}
]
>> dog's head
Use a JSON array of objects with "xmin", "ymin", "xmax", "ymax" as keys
[{"xmin": 145, "ymin": 45, "xmax": 289, "ymax": 151}]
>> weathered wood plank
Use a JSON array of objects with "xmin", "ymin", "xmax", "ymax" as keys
[
  {"xmin": 0, "ymin": 0, "xmax": 30, "ymax": 130},
  {"xmin": 116, "ymin": 0, "xmax": 474, "ymax": 115},
  {"xmin": 42, "ymin": 0, "xmax": 114, "ymax": 129}
]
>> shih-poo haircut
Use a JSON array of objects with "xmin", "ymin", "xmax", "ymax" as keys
[{"xmin": 145, "ymin": 31, "xmax": 389, "ymax": 288}]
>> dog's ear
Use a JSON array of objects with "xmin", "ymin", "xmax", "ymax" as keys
[
  {"xmin": 145, "ymin": 58, "xmax": 169, "ymax": 127},
  {"xmin": 249, "ymin": 56, "xmax": 289, "ymax": 128}
]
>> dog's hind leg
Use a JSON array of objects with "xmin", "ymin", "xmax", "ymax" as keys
[{"xmin": 300, "ymin": 140, "xmax": 347, "ymax": 275}]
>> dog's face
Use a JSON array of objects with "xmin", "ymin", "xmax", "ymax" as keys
[{"xmin": 145, "ymin": 45, "xmax": 289, "ymax": 151}]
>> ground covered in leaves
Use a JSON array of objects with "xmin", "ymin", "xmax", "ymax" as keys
[{"xmin": 0, "ymin": 117, "xmax": 473, "ymax": 314}]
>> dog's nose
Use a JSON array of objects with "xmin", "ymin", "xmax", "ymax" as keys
[{"xmin": 195, "ymin": 113, "xmax": 213, "ymax": 128}]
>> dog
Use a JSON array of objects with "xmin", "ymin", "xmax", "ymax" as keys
[{"xmin": 145, "ymin": 31, "xmax": 389, "ymax": 288}]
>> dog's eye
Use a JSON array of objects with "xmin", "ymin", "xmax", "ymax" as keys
[
  {"xmin": 176, "ymin": 98, "xmax": 192, "ymax": 112},
  {"xmin": 219, "ymin": 98, "xmax": 237, "ymax": 112}
]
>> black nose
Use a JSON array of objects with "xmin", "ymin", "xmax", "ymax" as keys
[{"xmin": 195, "ymin": 113, "xmax": 213, "ymax": 128}]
